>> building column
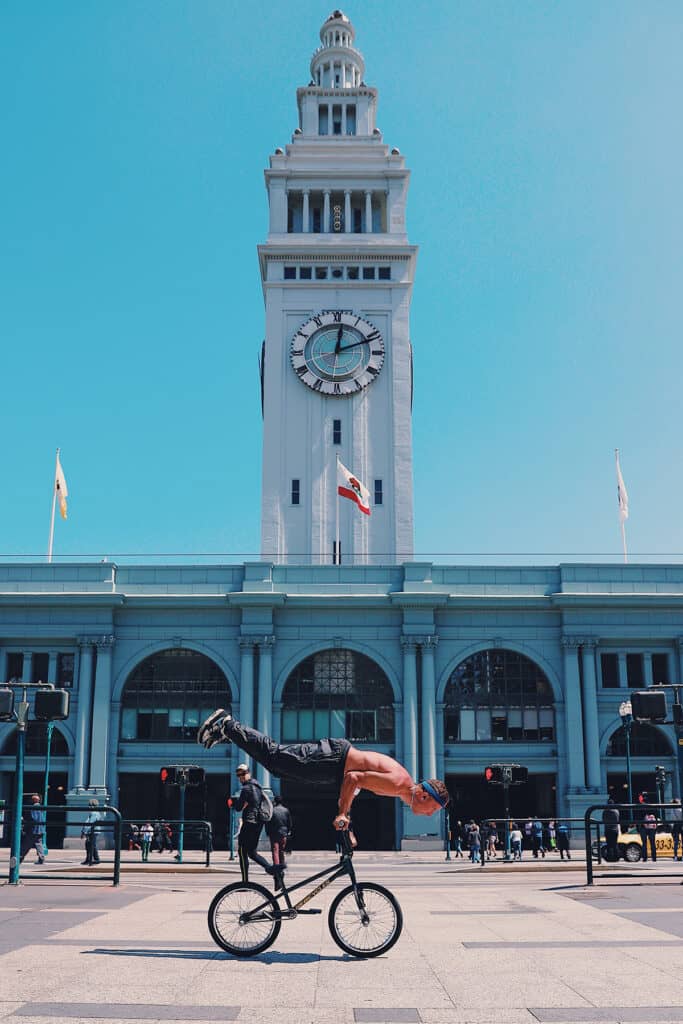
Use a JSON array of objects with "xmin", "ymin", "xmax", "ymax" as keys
[
  {"xmin": 561, "ymin": 636, "xmax": 586, "ymax": 792},
  {"xmin": 302, "ymin": 189, "xmax": 310, "ymax": 233},
  {"xmin": 643, "ymin": 653, "xmax": 653, "ymax": 686},
  {"xmin": 48, "ymin": 652, "xmax": 58, "ymax": 685},
  {"xmin": 420, "ymin": 636, "xmax": 438, "ymax": 782},
  {"xmin": 344, "ymin": 189, "xmax": 352, "ymax": 232},
  {"xmin": 0, "ymin": 649, "xmax": 6, "ymax": 683},
  {"xmin": 580, "ymin": 639, "xmax": 601, "ymax": 792},
  {"xmin": 88, "ymin": 636, "xmax": 114, "ymax": 795},
  {"xmin": 72, "ymin": 640, "xmax": 94, "ymax": 790},
  {"xmin": 272, "ymin": 701, "xmax": 282, "ymax": 742},
  {"xmin": 400, "ymin": 638, "xmax": 418, "ymax": 782},
  {"xmin": 618, "ymin": 652, "xmax": 627, "ymax": 688},
  {"xmin": 364, "ymin": 190, "xmax": 373, "ymax": 233},
  {"xmin": 256, "ymin": 636, "xmax": 275, "ymax": 788},
  {"xmin": 107, "ymin": 701, "xmax": 120, "ymax": 807},
  {"xmin": 323, "ymin": 190, "xmax": 331, "ymax": 233},
  {"xmin": 239, "ymin": 638, "xmax": 255, "ymax": 730}
]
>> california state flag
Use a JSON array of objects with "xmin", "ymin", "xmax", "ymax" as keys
[
  {"xmin": 337, "ymin": 459, "xmax": 371, "ymax": 516},
  {"xmin": 55, "ymin": 453, "xmax": 68, "ymax": 520}
]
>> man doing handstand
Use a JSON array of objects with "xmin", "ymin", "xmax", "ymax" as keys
[{"xmin": 197, "ymin": 711, "xmax": 449, "ymax": 830}]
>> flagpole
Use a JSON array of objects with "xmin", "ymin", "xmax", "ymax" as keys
[
  {"xmin": 335, "ymin": 455, "xmax": 340, "ymax": 565},
  {"xmin": 615, "ymin": 448, "xmax": 628, "ymax": 564},
  {"xmin": 47, "ymin": 448, "xmax": 59, "ymax": 564}
]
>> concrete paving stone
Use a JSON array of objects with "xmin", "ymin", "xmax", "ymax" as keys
[
  {"xmin": 417, "ymin": 1012, "xmax": 537, "ymax": 1024},
  {"xmin": 528, "ymin": 948, "xmax": 683, "ymax": 1005},
  {"xmin": 529, "ymin": 1010, "xmax": 683, "ymax": 1022},
  {"xmin": 0, "ymin": 1006, "xmax": 24, "ymax": 1019},
  {"xmin": 239, "ymin": 1012, "xmax": 352, "ymax": 1024},
  {"xmin": 9, "ymin": 1006, "xmax": 240, "ymax": 1021}
]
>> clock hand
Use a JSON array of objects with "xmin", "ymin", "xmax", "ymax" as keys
[
  {"xmin": 338, "ymin": 339, "xmax": 370, "ymax": 352},
  {"xmin": 335, "ymin": 326, "xmax": 344, "ymax": 354}
]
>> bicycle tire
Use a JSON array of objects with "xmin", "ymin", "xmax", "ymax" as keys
[
  {"xmin": 208, "ymin": 882, "xmax": 281, "ymax": 957},
  {"xmin": 328, "ymin": 882, "xmax": 402, "ymax": 958}
]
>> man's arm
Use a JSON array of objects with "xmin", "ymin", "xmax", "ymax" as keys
[{"xmin": 335, "ymin": 771, "xmax": 362, "ymax": 827}]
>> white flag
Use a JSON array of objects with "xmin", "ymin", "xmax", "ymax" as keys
[
  {"xmin": 55, "ymin": 453, "xmax": 68, "ymax": 520},
  {"xmin": 337, "ymin": 459, "xmax": 371, "ymax": 516},
  {"xmin": 616, "ymin": 451, "xmax": 628, "ymax": 523}
]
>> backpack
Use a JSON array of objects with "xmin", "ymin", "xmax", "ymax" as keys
[{"xmin": 253, "ymin": 782, "xmax": 273, "ymax": 824}]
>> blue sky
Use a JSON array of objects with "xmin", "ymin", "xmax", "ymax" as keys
[{"xmin": 1, "ymin": 1, "xmax": 682, "ymax": 564}]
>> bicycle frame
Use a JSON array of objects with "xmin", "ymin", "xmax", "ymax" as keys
[{"xmin": 241, "ymin": 832, "xmax": 360, "ymax": 923}]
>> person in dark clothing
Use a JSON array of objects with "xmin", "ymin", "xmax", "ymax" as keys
[
  {"xmin": 602, "ymin": 799, "xmax": 620, "ymax": 860},
  {"xmin": 232, "ymin": 762, "xmax": 274, "ymax": 884},
  {"xmin": 266, "ymin": 795, "xmax": 292, "ymax": 889},
  {"xmin": 556, "ymin": 821, "xmax": 571, "ymax": 860},
  {"xmin": 531, "ymin": 817, "xmax": 545, "ymax": 858},
  {"xmin": 671, "ymin": 798, "xmax": 682, "ymax": 861},
  {"xmin": 640, "ymin": 808, "xmax": 658, "ymax": 862}
]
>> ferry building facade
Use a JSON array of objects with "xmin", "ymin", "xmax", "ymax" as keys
[{"xmin": 1, "ymin": 13, "xmax": 680, "ymax": 849}]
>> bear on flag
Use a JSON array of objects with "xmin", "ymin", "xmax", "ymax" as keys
[{"xmin": 337, "ymin": 459, "xmax": 371, "ymax": 516}]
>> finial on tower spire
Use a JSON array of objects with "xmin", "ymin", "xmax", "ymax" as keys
[{"xmin": 311, "ymin": 10, "xmax": 364, "ymax": 89}]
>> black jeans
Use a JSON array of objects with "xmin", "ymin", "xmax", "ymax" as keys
[
  {"xmin": 225, "ymin": 720, "xmax": 351, "ymax": 786},
  {"xmin": 237, "ymin": 821, "xmax": 272, "ymax": 883},
  {"xmin": 641, "ymin": 830, "xmax": 656, "ymax": 861}
]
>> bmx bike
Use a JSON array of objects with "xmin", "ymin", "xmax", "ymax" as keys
[{"xmin": 208, "ymin": 830, "xmax": 403, "ymax": 958}]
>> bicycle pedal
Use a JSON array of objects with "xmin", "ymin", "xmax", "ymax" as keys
[{"xmin": 297, "ymin": 908, "xmax": 322, "ymax": 915}]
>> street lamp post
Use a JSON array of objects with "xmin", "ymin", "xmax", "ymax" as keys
[
  {"xmin": 619, "ymin": 701, "xmax": 634, "ymax": 812},
  {"xmin": 42, "ymin": 720, "xmax": 54, "ymax": 856}
]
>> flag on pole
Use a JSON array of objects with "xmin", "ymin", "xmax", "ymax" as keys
[
  {"xmin": 55, "ymin": 453, "xmax": 68, "ymax": 520},
  {"xmin": 616, "ymin": 451, "xmax": 628, "ymax": 523},
  {"xmin": 337, "ymin": 459, "xmax": 371, "ymax": 516}
]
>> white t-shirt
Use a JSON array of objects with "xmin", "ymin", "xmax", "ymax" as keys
[{"xmin": 510, "ymin": 829, "xmax": 522, "ymax": 844}]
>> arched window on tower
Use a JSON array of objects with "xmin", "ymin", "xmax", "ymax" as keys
[
  {"xmin": 120, "ymin": 648, "xmax": 231, "ymax": 743},
  {"xmin": 607, "ymin": 723, "xmax": 673, "ymax": 757},
  {"xmin": 444, "ymin": 649, "xmax": 555, "ymax": 743},
  {"xmin": 282, "ymin": 649, "xmax": 394, "ymax": 744}
]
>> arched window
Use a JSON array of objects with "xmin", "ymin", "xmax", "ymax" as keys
[
  {"xmin": 121, "ymin": 649, "xmax": 231, "ymax": 743},
  {"xmin": 607, "ymin": 723, "xmax": 672, "ymax": 757},
  {"xmin": 282, "ymin": 649, "xmax": 394, "ymax": 744},
  {"xmin": 1, "ymin": 724, "xmax": 69, "ymax": 757},
  {"xmin": 444, "ymin": 649, "xmax": 555, "ymax": 743}
]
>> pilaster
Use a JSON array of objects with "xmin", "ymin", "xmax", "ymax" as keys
[
  {"xmin": 239, "ymin": 637, "xmax": 255, "ymax": 732},
  {"xmin": 419, "ymin": 635, "xmax": 438, "ymax": 782},
  {"xmin": 72, "ymin": 639, "xmax": 95, "ymax": 790},
  {"xmin": 561, "ymin": 636, "xmax": 586, "ymax": 793},
  {"xmin": 579, "ymin": 638, "xmax": 601, "ymax": 792},
  {"xmin": 256, "ymin": 636, "xmax": 275, "ymax": 788},
  {"xmin": 88, "ymin": 635, "xmax": 114, "ymax": 797}
]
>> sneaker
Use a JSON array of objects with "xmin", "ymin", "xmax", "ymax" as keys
[{"xmin": 197, "ymin": 709, "xmax": 232, "ymax": 749}]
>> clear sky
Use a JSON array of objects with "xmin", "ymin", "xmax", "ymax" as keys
[{"xmin": 2, "ymin": 1, "xmax": 682, "ymax": 565}]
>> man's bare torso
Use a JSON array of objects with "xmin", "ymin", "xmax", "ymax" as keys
[{"xmin": 344, "ymin": 745, "xmax": 414, "ymax": 798}]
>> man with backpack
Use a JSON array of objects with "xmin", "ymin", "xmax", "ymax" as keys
[{"xmin": 232, "ymin": 762, "xmax": 274, "ymax": 884}]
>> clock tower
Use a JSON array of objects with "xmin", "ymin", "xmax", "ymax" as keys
[{"xmin": 259, "ymin": 11, "xmax": 417, "ymax": 565}]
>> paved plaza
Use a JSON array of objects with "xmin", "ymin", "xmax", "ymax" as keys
[{"xmin": 1, "ymin": 850, "xmax": 683, "ymax": 1024}]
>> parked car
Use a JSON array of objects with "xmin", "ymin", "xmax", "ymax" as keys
[{"xmin": 592, "ymin": 828, "xmax": 675, "ymax": 863}]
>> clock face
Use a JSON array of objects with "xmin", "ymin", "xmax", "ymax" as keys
[{"xmin": 290, "ymin": 310, "xmax": 385, "ymax": 396}]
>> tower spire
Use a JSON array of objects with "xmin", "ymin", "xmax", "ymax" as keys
[{"xmin": 310, "ymin": 10, "xmax": 364, "ymax": 89}]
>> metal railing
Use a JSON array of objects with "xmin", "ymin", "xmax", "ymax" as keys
[
  {"xmin": 5, "ymin": 804, "xmax": 122, "ymax": 886},
  {"xmin": 584, "ymin": 803, "xmax": 682, "ymax": 885}
]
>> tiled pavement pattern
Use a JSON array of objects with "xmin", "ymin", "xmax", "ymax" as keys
[{"xmin": 1, "ymin": 852, "xmax": 682, "ymax": 1024}]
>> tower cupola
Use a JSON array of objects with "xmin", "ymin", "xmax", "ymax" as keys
[{"xmin": 310, "ymin": 11, "xmax": 365, "ymax": 89}]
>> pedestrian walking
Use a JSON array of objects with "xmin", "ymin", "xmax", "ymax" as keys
[
  {"xmin": 452, "ymin": 819, "xmax": 465, "ymax": 858},
  {"xmin": 81, "ymin": 799, "xmax": 101, "ymax": 865},
  {"xmin": 602, "ymin": 799, "xmax": 620, "ymax": 861},
  {"xmin": 486, "ymin": 821, "xmax": 498, "ymax": 860},
  {"xmin": 19, "ymin": 795, "xmax": 46, "ymax": 865},
  {"xmin": 523, "ymin": 817, "xmax": 533, "ymax": 852},
  {"xmin": 547, "ymin": 820, "xmax": 557, "ymax": 851},
  {"xmin": 670, "ymin": 798, "xmax": 682, "ymax": 861},
  {"xmin": 126, "ymin": 823, "xmax": 140, "ymax": 851},
  {"xmin": 510, "ymin": 823, "xmax": 523, "ymax": 860},
  {"xmin": 531, "ymin": 817, "xmax": 545, "ymax": 858},
  {"xmin": 265, "ymin": 794, "xmax": 292, "ymax": 889},
  {"xmin": 232, "ymin": 762, "xmax": 275, "ymax": 884},
  {"xmin": 140, "ymin": 821, "xmax": 153, "ymax": 862},
  {"xmin": 468, "ymin": 821, "xmax": 481, "ymax": 863},
  {"xmin": 556, "ymin": 821, "xmax": 571, "ymax": 860},
  {"xmin": 641, "ymin": 808, "xmax": 658, "ymax": 862}
]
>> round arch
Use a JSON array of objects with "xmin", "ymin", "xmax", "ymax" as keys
[
  {"xmin": 442, "ymin": 646, "xmax": 556, "ymax": 744},
  {"xmin": 274, "ymin": 640, "xmax": 401, "ymax": 704},
  {"xmin": 600, "ymin": 719, "xmax": 675, "ymax": 758},
  {"xmin": 119, "ymin": 647, "xmax": 233, "ymax": 744},
  {"xmin": 279, "ymin": 647, "xmax": 395, "ymax": 745},
  {"xmin": 0, "ymin": 720, "xmax": 73, "ymax": 757},
  {"xmin": 437, "ymin": 640, "xmax": 563, "ymax": 705},
  {"xmin": 112, "ymin": 640, "xmax": 238, "ymax": 704}
]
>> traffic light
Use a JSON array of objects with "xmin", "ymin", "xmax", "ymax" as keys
[
  {"xmin": 160, "ymin": 765, "xmax": 205, "ymax": 786},
  {"xmin": 226, "ymin": 797, "xmax": 233, "ymax": 808},
  {"xmin": 0, "ymin": 689, "xmax": 13, "ymax": 721},
  {"xmin": 638, "ymin": 791, "xmax": 648, "ymax": 804},
  {"xmin": 34, "ymin": 689, "xmax": 70, "ymax": 721},
  {"xmin": 485, "ymin": 766, "xmax": 497, "ymax": 782},
  {"xmin": 655, "ymin": 766, "xmax": 667, "ymax": 786},
  {"xmin": 484, "ymin": 764, "xmax": 528, "ymax": 785},
  {"xmin": 631, "ymin": 690, "xmax": 667, "ymax": 723}
]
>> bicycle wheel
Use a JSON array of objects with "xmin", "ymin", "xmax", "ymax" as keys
[
  {"xmin": 328, "ymin": 882, "xmax": 402, "ymax": 958},
  {"xmin": 208, "ymin": 882, "xmax": 281, "ymax": 957}
]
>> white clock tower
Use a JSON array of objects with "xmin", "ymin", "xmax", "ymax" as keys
[{"xmin": 259, "ymin": 11, "xmax": 417, "ymax": 565}]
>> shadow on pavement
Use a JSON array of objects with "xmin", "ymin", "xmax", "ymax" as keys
[{"xmin": 84, "ymin": 948, "xmax": 349, "ymax": 963}]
